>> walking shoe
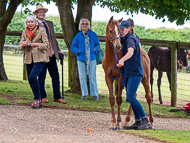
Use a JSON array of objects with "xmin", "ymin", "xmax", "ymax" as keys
[
  {"xmin": 54, "ymin": 98, "xmax": 67, "ymax": 104},
  {"xmin": 31, "ymin": 99, "xmax": 42, "ymax": 109},
  {"xmin": 138, "ymin": 118, "xmax": 153, "ymax": 130},
  {"xmin": 81, "ymin": 96, "xmax": 87, "ymax": 100},
  {"xmin": 186, "ymin": 103, "xmax": 190, "ymax": 106},
  {"xmin": 42, "ymin": 98, "xmax": 49, "ymax": 103},
  {"xmin": 93, "ymin": 96, "xmax": 99, "ymax": 101},
  {"xmin": 123, "ymin": 121, "xmax": 141, "ymax": 130}
]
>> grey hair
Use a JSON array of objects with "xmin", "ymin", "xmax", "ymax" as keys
[
  {"xmin": 78, "ymin": 18, "xmax": 91, "ymax": 31},
  {"xmin": 24, "ymin": 15, "xmax": 38, "ymax": 27}
]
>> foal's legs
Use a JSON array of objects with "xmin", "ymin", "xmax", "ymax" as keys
[
  {"xmin": 157, "ymin": 71, "xmax": 163, "ymax": 104},
  {"xmin": 141, "ymin": 78, "xmax": 154, "ymax": 126},
  {"xmin": 123, "ymin": 105, "xmax": 133, "ymax": 127},
  {"xmin": 115, "ymin": 78, "xmax": 123, "ymax": 130},
  {"xmin": 150, "ymin": 63, "xmax": 154, "ymax": 103},
  {"xmin": 105, "ymin": 76, "xmax": 115, "ymax": 130},
  {"xmin": 166, "ymin": 72, "xmax": 171, "ymax": 91}
]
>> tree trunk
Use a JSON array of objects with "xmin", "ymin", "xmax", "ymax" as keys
[
  {"xmin": 0, "ymin": 0, "xmax": 24, "ymax": 80},
  {"xmin": 56, "ymin": 0, "xmax": 95, "ymax": 92},
  {"xmin": 0, "ymin": 28, "xmax": 7, "ymax": 80}
]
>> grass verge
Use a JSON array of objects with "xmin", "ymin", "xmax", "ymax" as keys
[{"xmin": 122, "ymin": 129, "xmax": 190, "ymax": 143}]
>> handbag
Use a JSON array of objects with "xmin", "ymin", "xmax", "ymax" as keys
[{"xmin": 96, "ymin": 47, "xmax": 104, "ymax": 65}]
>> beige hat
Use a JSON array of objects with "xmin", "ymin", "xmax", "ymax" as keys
[{"xmin": 33, "ymin": 5, "xmax": 48, "ymax": 15}]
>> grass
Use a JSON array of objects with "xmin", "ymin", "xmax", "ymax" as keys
[
  {"xmin": 122, "ymin": 129, "xmax": 190, "ymax": 143},
  {"xmin": 3, "ymin": 54, "xmax": 190, "ymax": 106},
  {"xmin": 0, "ymin": 79, "xmax": 188, "ymax": 117},
  {"xmin": 0, "ymin": 98, "xmax": 10, "ymax": 105}
]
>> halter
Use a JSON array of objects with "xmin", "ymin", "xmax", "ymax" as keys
[
  {"xmin": 107, "ymin": 35, "xmax": 120, "ymax": 41},
  {"xmin": 107, "ymin": 35, "xmax": 122, "ymax": 80}
]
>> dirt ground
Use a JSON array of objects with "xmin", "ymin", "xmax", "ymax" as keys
[{"xmin": 0, "ymin": 93, "xmax": 190, "ymax": 143}]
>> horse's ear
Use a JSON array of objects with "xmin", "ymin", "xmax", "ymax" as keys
[
  {"xmin": 118, "ymin": 18, "xmax": 123, "ymax": 24},
  {"xmin": 108, "ymin": 16, "xmax": 113, "ymax": 24}
]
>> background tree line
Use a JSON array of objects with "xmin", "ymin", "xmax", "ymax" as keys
[{"xmin": 6, "ymin": 12, "xmax": 190, "ymax": 53}]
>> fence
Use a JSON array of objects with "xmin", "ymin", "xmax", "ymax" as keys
[{"xmin": 5, "ymin": 31, "xmax": 190, "ymax": 107}]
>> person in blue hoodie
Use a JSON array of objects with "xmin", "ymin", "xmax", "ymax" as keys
[
  {"xmin": 70, "ymin": 18, "xmax": 100, "ymax": 101},
  {"xmin": 117, "ymin": 20, "xmax": 152, "ymax": 130}
]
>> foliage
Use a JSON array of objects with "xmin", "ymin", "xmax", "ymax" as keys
[
  {"xmin": 98, "ymin": 0, "xmax": 190, "ymax": 25},
  {"xmin": 0, "ymin": 98, "xmax": 10, "ymax": 105}
]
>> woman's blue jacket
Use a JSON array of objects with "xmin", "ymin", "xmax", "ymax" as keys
[{"xmin": 70, "ymin": 30, "xmax": 100, "ymax": 61}]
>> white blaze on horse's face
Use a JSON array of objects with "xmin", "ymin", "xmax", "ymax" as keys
[
  {"xmin": 115, "ymin": 25, "xmax": 119, "ymax": 38},
  {"xmin": 111, "ymin": 25, "xmax": 121, "ymax": 51}
]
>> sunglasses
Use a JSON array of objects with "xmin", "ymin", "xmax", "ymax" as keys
[{"xmin": 82, "ymin": 23, "xmax": 88, "ymax": 25}]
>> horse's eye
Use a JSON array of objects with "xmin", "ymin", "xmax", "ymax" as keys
[{"xmin": 109, "ymin": 30, "xmax": 112, "ymax": 33}]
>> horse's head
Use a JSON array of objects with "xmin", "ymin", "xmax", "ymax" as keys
[
  {"xmin": 177, "ymin": 49, "xmax": 188, "ymax": 69},
  {"xmin": 106, "ymin": 16, "xmax": 123, "ymax": 51}
]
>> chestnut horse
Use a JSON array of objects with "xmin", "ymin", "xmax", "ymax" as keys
[{"xmin": 102, "ymin": 16, "xmax": 154, "ymax": 130}]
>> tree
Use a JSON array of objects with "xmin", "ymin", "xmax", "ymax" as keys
[
  {"xmin": 101, "ymin": 0, "xmax": 190, "ymax": 25},
  {"xmin": 1, "ymin": 0, "xmax": 190, "ymax": 92},
  {"xmin": 0, "ymin": 0, "xmax": 24, "ymax": 80}
]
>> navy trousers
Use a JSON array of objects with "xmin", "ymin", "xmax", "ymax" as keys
[
  {"xmin": 26, "ymin": 62, "xmax": 45, "ymax": 100},
  {"xmin": 38, "ymin": 55, "xmax": 61, "ymax": 99}
]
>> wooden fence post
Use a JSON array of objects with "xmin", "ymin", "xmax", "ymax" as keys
[{"xmin": 171, "ymin": 42, "xmax": 177, "ymax": 107}]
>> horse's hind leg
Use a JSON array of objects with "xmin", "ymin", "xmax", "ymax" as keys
[
  {"xmin": 141, "ymin": 78, "xmax": 154, "ymax": 127},
  {"xmin": 105, "ymin": 76, "xmax": 116, "ymax": 130},
  {"xmin": 157, "ymin": 71, "xmax": 163, "ymax": 104},
  {"xmin": 166, "ymin": 71, "xmax": 171, "ymax": 91},
  {"xmin": 123, "ymin": 104, "xmax": 133, "ymax": 127},
  {"xmin": 150, "ymin": 62, "xmax": 154, "ymax": 103}
]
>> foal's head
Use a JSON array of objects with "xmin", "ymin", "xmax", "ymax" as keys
[
  {"xmin": 106, "ymin": 16, "xmax": 123, "ymax": 51},
  {"xmin": 177, "ymin": 49, "xmax": 188, "ymax": 68}
]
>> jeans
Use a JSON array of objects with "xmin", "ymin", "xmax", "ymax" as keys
[
  {"xmin": 39, "ymin": 55, "xmax": 61, "ymax": 99},
  {"xmin": 125, "ymin": 76, "xmax": 146, "ymax": 121},
  {"xmin": 77, "ymin": 60, "xmax": 98, "ymax": 97},
  {"xmin": 26, "ymin": 62, "xmax": 45, "ymax": 100}
]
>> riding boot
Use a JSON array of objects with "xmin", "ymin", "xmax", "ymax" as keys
[
  {"xmin": 137, "ymin": 118, "xmax": 152, "ymax": 130},
  {"xmin": 123, "ymin": 121, "xmax": 141, "ymax": 130}
]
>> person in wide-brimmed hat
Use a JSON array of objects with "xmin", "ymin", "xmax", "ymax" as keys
[
  {"xmin": 33, "ymin": 4, "xmax": 48, "ymax": 15},
  {"xmin": 33, "ymin": 4, "xmax": 67, "ymax": 104}
]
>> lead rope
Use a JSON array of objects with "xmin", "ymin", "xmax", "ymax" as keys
[{"xmin": 110, "ymin": 49, "xmax": 122, "ymax": 80}]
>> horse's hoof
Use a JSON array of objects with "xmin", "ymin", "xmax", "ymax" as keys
[
  {"xmin": 109, "ymin": 127, "xmax": 115, "ymax": 131},
  {"xmin": 115, "ymin": 127, "xmax": 121, "ymax": 130}
]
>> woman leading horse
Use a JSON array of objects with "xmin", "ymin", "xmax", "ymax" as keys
[{"xmin": 117, "ymin": 20, "xmax": 152, "ymax": 130}]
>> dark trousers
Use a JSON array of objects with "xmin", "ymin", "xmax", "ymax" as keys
[
  {"xmin": 39, "ymin": 55, "xmax": 61, "ymax": 99},
  {"xmin": 26, "ymin": 62, "xmax": 45, "ymax": 100}
]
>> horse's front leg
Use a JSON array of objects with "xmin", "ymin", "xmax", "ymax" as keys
[
  {"xmin": 105, "ymin": 76, "xmax": 115, "ymax": 130},
  {"xmin": 115, "ymin": 78, "xmax": 123, "ymax": 130},
  {"xmin": 157, "ymin": 71, "xmax": 163, "ymax": 104}
]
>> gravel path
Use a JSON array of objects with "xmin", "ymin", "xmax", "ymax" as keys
[{"xmin": 0, "ymin": 105, "xmax": 190, "ymax": 143}]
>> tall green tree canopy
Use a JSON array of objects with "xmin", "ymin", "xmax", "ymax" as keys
[{"xmin": 99, "ymin": 0, "xmax": 190, "ymax": 25}]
